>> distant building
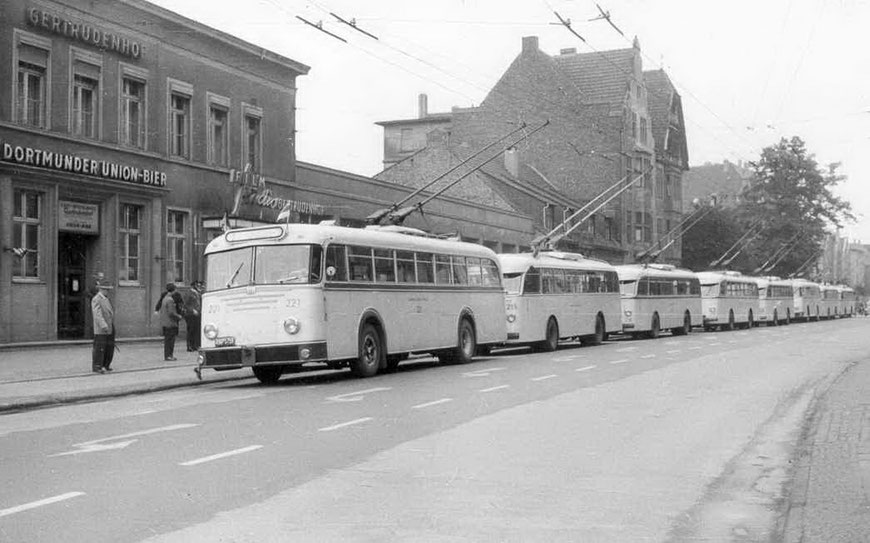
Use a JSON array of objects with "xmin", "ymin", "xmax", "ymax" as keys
[
  {"xmin": 682, "ymin": 160, "xmax": 752, "ymax": 209},
  {"xmin": 375, "ymin": 36, "xmax": 689, "ymax": 263}
]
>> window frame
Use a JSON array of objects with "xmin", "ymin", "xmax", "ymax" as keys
[
  {"xmin": 11, "ymin": 189, "xmax": 42, "ymax": 280},
  {"xmin": 69, "ymin": 47, "xmax": 102, "ymax": 139},
  {"xmin": 13, "ymin": 30, "xmax": 52, "ymax": 129},
  {"xmin": 241, "ymin": 102, "xmax": 264, "ymax": 172},
  {"xmin": 166, "ymin": 208, "xmax": 190, "ymax": 285},
  {"xmin": 119, "ymin": 203, "xmax": 144, "ymax": 284},
  {"xmin": 207, "ymin": 92, "xmax": 231, "ymax": 167},
  {"xmin": 167, "ymin": 78, "xmax": 194, "ymax": 159},
  {"xmin": 119, "ymin": 63, "xmax": 148, "ymax": 149}
]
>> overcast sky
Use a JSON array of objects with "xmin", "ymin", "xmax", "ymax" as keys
[{"xmin": 150, "ymin": 0, "xmax": 870, "ymax": 241}]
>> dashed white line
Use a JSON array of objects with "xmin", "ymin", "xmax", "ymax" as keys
[
  {"xmin": 575, "ymin": 364, "xmax": 597, "ymax": 372},
  {"xmin": 610, "ymin": 359, "xmax": 629, "ymax": 365},
  {"xmin": 317, "ymin": 417, "xmax": 373, "ymax": 432},
  {"xmin": 531, "ymin": 374, "xmax": 557, "ymax": 381},
  {"xmin": 615, "ymin": 347, "xmax": 637, "ymax": 352},
  {"xmin": 326, "ymin": 387, "xmax": 391, "ymax": 402},
  {"xmin": 412, "ymin": 398, "xmax": 453, "ymax": 409},
  {"xmin": 689, "ymin": 346, "xmax": 703, "ymax": 350},
  {"xmin": 180, "ymin": 445, "xmax": 263, "ymax": 466},
  {"xmin": 640, "ymin": 354, "xmax": 656, "ymax": 359},
  {"xmin": 463, "ymin": 367, "xmax": 507, "ymax": 377},
  {"xmin": 666, "ymin": 350, "xmax": 681, "ymax": 354},
  {"xmin": 479, "ymin": 385, "xmax": 510, "ymax": 393},
  {"xmin": 0, "ymin": 492, "xmax": 85, "ymax": 518}
]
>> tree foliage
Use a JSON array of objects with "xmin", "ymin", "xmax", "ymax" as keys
[{"xmin": 681, "ymin": 137, "xmax": 853, "ymax": 277}]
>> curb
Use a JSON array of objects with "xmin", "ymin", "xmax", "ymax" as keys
[{"xmin": 0, "ymin": 371, "xmax": 253, "ymax": 414}]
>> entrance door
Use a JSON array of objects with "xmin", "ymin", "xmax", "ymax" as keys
[{"xmin": 58, "ymin": 233, "xmax": 88, "ymax": 339}]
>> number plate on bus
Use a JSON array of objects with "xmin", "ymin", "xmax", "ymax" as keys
[{"xmin": 214, "ymin": 336, "xmax": 236, "ymax": 347}]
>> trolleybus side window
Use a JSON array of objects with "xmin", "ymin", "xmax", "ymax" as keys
[
  {"xmin": 466, "ymin": 257, "xmax": 482, "ymax": 286},
  {"xmin": 325, "ymin": 244, "xmax": 348, "ymax": 282},
  {"xmin": 523, "ymin": 267, "xmax": 541, "ymax": 294},
  {"xmin": 396, "ymin": 250, "xmax": 416, "ymax": 283},
  {"xmin": 452, "ymin": 256, "xmax": 468, "ymax": 285},
  {"xmin": 348, "ymin": 245, "xmax": 373, "ymax": 282},
  {"xmin": 416, "ymin": 252, "xmax": 434, "ymax": 284},
  {"xmin": 637, "ymin": 277, "xmax": 649, "ymax": 296},
  {"xmin": 435, "ymin": 254, "xmax": 453, "ymax": 284},
  {"xmin": 481, "ymin": 259, "xmax": 501, "ymax": 287},
  {"xmin": 374, "ymin": 248, "xmax": 396, "ymax": 283}
]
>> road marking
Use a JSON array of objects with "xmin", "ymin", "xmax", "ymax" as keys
[
  {"xmin": 666, "ymin": 350, "xmax": 681, "ymax": 354},
  {"xmin": 554, "ymin": 354, "xmax": 585, "ymax": 362},
  {"xmin": 318, "ymin": 417, "xmax": 373, "ymax": 432},
  {"xmin": 615, "ymin": 347, "xmax": 637, "ymax": 352},
  {"xmin": 708, "ymin": 342, "xmax": 722, "ymax": 346},
  {"xmin": 610, "ymin": 359, "xmax": 628, "ymax": 365},
  {"xmin": 531, "ymin": 374, "xmax": 557, "ymax": 381},
  {"xmin": 0, "ymin": 492, "xmax": 85, "ymax": 517},
  {"xmin": 479, "ymin": 385, "xmax": 509, "ymax": 393},
  {"xmin": 575, "ymin": 365, "xmax": 597, "ymax": 372},
  {"xmin": 463, "ymin": 367, "xmax": 507, "ymax": 377},
  {"xmin": 180, "ymin": 445, "xmax": 263, "ymax": 466},
  {"xmin": 663, "ymin": 341, "xmax": 680, "ymax": 346},
  {"xmin": 50, "ymin": 424, "xmax": 198, "ymax": 457},
  {"xmin": 689, "ymin": 346, "xmax": 703, "ymax": 350},
  {"xmin": 641, "ymin": 354, "xmax": 656, "ymax": 359},
  {"xmin": 325, "ymin": 387, "xmax": 391, "ymax": 402},
  {"xmin": 412, "ymin": 398, "xmax": 453, "ymax": 409}
]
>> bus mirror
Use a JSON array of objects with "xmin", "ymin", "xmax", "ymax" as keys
[{"xmin": 326, "ymin": 266, "xmax": 336, "ymax": 278}]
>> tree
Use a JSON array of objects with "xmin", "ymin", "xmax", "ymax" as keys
[{"xmin": 680, "ymin": 137, "xmax": 853, "ymax": 277}]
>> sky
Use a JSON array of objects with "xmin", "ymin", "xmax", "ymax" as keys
[{"xmin": 150, "ymin": 0, "xmax": 870, "ymax": 240}]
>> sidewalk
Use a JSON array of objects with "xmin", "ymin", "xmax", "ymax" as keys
[{"xmin": 0, "ymin": 338, "xmax": 253, "ymax": 412}]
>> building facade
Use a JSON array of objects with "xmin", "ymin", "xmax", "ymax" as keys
[
  {"xmin": 375, "ymin": 36, "xmax": 689, "ymax": 264},
  {"xmin": 0, "ymin": 0, "xmax": 309, "ymax": 342}
]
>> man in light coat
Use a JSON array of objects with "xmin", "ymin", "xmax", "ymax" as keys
[{"xmin": 91, "ymin": 277, "xmax": 115, "ymax": 374}]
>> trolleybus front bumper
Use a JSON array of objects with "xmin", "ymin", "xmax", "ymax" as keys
[{"xmin": 196, "ymin": 342, "xmax": 328, "ymax": 378}]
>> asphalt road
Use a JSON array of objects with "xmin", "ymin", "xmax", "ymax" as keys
[{"xmin": 1, "ymin": 318, "xmax": 867, "ymax": 542}]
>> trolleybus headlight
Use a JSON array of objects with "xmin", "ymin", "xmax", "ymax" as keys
[
  {"xmin": 506, "ymin": 314, "xmax": 516, "ymax": 323},
  {"xmin": 203, "ymin": 323, "xmax": 219, "ymax": 340},
  {"xmin": 283, "ymin": 317, "xmax": 301, "ymax": 335}
]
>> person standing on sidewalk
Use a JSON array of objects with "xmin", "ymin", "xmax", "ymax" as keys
[
  {"xmin": 185, "ymin": 281, "xmax": 203, "ymax": 352},
  {"xmin": 158, "ymin": 283, "xmax": 182, "ymax": 361},
  {"xmin": 91, "ymin": 276, "xmax": 115, "ymax": 374}
]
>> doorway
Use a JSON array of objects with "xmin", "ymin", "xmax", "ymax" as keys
[{"xmin": 57, "ymin": 233, "xmax": 91, "ymax": 339}]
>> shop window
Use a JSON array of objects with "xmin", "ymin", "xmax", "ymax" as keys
[
  {"xmin": 242, "ymin": 103, "xmax": 263, "ymax": 172},
  {"xmin": 12, "ymin": 190, "xmax": 41, "ymax": 279},
  {"xmin": 121, "ymin": 75, "xmax": 146, "ymax": 148},
  {"xmin": 120, "ymin": 204, "xmax": 142, "ymax": 283},
  {"xmin": 15, "ymin": 37, "xmax": 50, "ymax": 128},
  {"xmin": 208, "ymin": 93, "xmax": 230, "ymax": 166},
  {"xmin": 170, "ymin": 92, "xmax": 191, "ymax": 158},
  {"xmin": 167, "ymin": 210, "xmax": 188, "ymax": 284}
]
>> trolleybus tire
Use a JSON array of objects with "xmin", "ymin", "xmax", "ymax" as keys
[
  {"xmin": 747, "ymin": 310, "xmax": 754, "ymax": 329},
  {"xmin": 583, "ymin": 314, "xmax": 605, "ymax": 346},
  {"xmin": 353, "ymin": 323, "xmax": 383, "ymax": 378},
  {"xmin": 722, "ymin": 310, "xmax": 735, "ymax": 331},
  {"xmin": 785, "ymin": 310, "xmax": 791, "ymax": 325},
  {"xmin": 440, "ymin": 317, "xmax": 476, "ymax": 364},
  {"xmin": 673, "ymin": 311, "xmax": 691, "ymax": 335},
  {"xmin": 536, "ymin": 318, "xmax": 559, "ymax": 352},
  {"xmin": 253, "ymin": 365, "xmax": 283, "ymax": 384},
  {"xmin": 647, "ymin": 313, "xmax": 660, "ymax": 339}
]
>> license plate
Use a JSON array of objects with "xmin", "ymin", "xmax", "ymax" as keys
[{"xmin": 214, "ymin": 336, "xmax": 236, "ymax": 347}]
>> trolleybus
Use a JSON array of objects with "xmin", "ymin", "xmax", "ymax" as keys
[
  {"xmin": 615, "ymin": 264, "xmax": 701, "ymax": 338},
  {"xmin": 498, "ymin": 251, "xmax": 621, "ymax": 351},
  {"xmin": 753, "ymin": 276, "xmax": 794, "ymax": 326},
  {"xmin": 820, "ymin": 284, "xmax": 841, "ymax": 319},
  {"xmin": 791, "ymin": 279, "xmax": 821, "ymax": 321},
  {"xmin": 697, "ymin": 271, "xmax": 760, "ymax": 331},
  {"xmin": 837, "ymin": 285, "xmax": 857, "ymax": 317},
  {"xmin": 196, "ymin": 223, "xmax": 506, "ymax": 383}
]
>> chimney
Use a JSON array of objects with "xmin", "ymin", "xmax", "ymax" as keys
[
  {"xmin": 560, "ymin": 48, "xmax": 576, "ymax": 55},
  {"xmin": 504, "ymin": 147, "xmax": 519, "ymax": 177},
  {"xmin": 418, "ymin": 93, "xmax": 428, "ymax": 119},
  {"xmin": 522, "ymin": 36, "xmax": 539, "ymax": 53}
]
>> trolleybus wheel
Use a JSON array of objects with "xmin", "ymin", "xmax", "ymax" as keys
[
  {"xmin": 772, "ymin": 310, "xmax": 779, "ymax": 326},
  {"xmin": 648, "ymin": 313, "xmax": 661, "ymax": 339},
  {"xmin": 722, "ymin": 310, "xmax": 735, "ymax": 331},
  {"xmin": 674, "ymin": 311, "xmax": 691, "ymax": 335},
  {"xmin": 584, "ymin": 314, "xmax": 605, "ymax": 346},
  {"xmin": 353, "ymin": 323, "xmax": 383, "ymax": 378},
  {"xmin": 747, "ymin": 310, "xmax": 754, "ymax": 329},
  {"xmin": 253, "ymin": 365, "xmax": 283, "ymax": 384},
  {"xmin": 536, "ymin": 318, "xmax": 559, "ymax": 352},
  {"xmin": 785, "ymin": 310, "xmax": 791, "ymax": 325},
  {"xmin": 440, "ymin": 318, "xmax": 476, "ymax": 364}
]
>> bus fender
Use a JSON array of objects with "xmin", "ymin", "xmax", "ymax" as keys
[{"xmin": 457, "ymin": 307, "xmax": 477, "ymax": 335}]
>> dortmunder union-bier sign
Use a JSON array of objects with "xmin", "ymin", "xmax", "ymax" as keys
[{"xmin": 2, "ymin": 142, "xmax": 167, "ymax": 187}]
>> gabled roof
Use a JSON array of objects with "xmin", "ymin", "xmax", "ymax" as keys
[
  {"xmin": 643, "ymin": 69, "xmax": 672, "ymax": 152},
  {"xmin": 374, "ymin": 141, "xmax": 518, "ymax": 213},
  {"xmin": 552, "ymin": 48, "xmax": 636, "ymax": 104}
]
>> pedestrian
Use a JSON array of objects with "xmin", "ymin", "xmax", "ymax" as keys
[
  {"xmin": 185, "ymin": 281, "xmax": 203, "ymax": 351},
  {"xmin": 91, "ymin": 275, "xmax": 115, "ymax": 374},
  {"xmin": 158, "ymin": 283, "xmax": 182, "ymax": 361}
]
